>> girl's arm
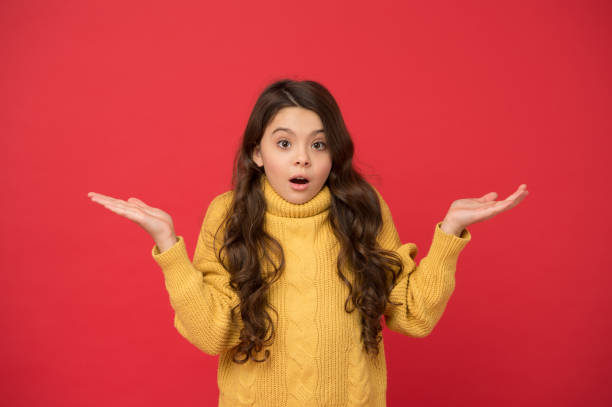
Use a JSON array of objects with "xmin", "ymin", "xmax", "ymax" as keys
[
  {"xmin": 374, "ymin": 188, "xmax": 471, "ymax": 338},
  {"xmin": 151, "ymin": 191, "xmax": 243, "ymax": 355}
]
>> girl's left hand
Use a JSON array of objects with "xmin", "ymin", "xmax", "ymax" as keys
[{"xmin": 442, "ymin": 184, "xmax": 529, "ymax": 233}]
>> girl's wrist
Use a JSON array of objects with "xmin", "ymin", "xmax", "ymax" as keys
[
  {"xmin": 440, "ymin": 219, "xmax": 463, "ymax": 237},
  {"xmin": 155, "ymin": 233, "xmax": 178, "ymax": 253}
]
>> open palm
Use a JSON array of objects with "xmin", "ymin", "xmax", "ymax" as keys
[
  {"xmin": 444, "ymin": 184, "xmax": 529, "ymax": 228},
  {"xmin": 87, "ymin": 192, "xmax": 175, "ymax": 241}
]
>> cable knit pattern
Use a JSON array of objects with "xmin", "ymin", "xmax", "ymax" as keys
[
  {"xmin": 151, "ymin": 174, "xmax": 472, "ymax": 406},
  {"xmin": 263, "ymin": 176, "xmax": 322, "ymax": 406},
  {"xmin": 285, "ymin": 243, "xmax": 319, "ymax": 405},
  {"xmin": 346, "ymin": 333, "xmax": 371, "ymax": 406},
  {"xmin": 225, "ymin": 361, "xmax": 257, "ymax": 407}
]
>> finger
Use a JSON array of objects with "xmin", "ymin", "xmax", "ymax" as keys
[
  {"xmin": 477, "ymin": 192, "xmax": 498, "ymax": 202},
  {"xmin": 126, "ymin": 197, "xmax": 161, "ymax": 217},
  {"xmin": 478, "ymin": 201, "xmax": 513, "ymax": 220},
  {"xmin": 95, "ymin": 195, "xmax": 150, "ymax": 208},
  {"xmin": 127, "ymin": 197, "xmax": 153, "ymax": 209},
  {"xmin": 89, "ymin": 195, "xmax": 107, "ymax": 205},
  {"xmin": 99, "ymin": 200, "xmax": 146, "ymax": 222},
  {"xmin": 507, "ymin": 191, "xmax": 528, "ymax": 208},
  {"xmin": 128, "ymin": 197, "xmax": 147, "ymax": 206},
  {"xmin": 90, "ymin": 195, "xmax": 121, "ymax": 207},
  {"xmin": 476, "ymin": 184, "xmax": 527, "ymax": 203},
  {"xmin": 504, "ymin": 185, "xmax": 529, "ymax": 201},
  {"xmin": 89, "ymin": 193, "xmax": 123, "ymax": 205},
  {"xmin": 477, "ymin": 200, "xmax": 512, "ymax": 213},
  {"xmin": 477, "ymin": 190, "xmax": 527, "ymax": 219},
  {"xmin": 492, "ymin": 194, "xmax": 524, "ymax": 212},
  {"xmin": 88, "ymin": 192, "xmax": 117, "ymax": 200},
  {"xmin": 91, "ymin": 195, "xmax": 137, "ymax": 212}
]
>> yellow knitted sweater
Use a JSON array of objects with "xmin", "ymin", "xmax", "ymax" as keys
[{"xmin": 152, "ymin": 174, "xmax": 471, "ymax": 407}]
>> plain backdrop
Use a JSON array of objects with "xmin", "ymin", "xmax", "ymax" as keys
[{"xmin": 1, "ymin": 0, "xmax": 610, "ymax": 406}]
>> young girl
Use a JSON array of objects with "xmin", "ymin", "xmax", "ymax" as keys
[{"xmin": 88, "ymin": 79, "xmax": 528, "ymax": 406}]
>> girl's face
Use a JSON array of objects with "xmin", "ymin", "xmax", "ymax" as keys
[{"xmin": 253, "ymin": 106, "xmax": 332, "ymax": 204}]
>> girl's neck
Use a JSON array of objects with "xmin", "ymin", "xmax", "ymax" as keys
[{"xmin": 261, "ymin": 174, "xmax": 331, "ymax": 218}]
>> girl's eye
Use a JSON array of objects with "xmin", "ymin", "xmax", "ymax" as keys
[{"xmin": 276, "ymin": 140, "xmax": 327, "ymax": 150}]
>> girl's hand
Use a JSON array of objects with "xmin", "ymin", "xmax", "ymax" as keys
[
  {"xmin": 87, "ymin": 192, "xmax": 176, "ymax": 244},
  {"xmin": 441, "ymin": 184, "xmax": 529, "ymax": 235}
]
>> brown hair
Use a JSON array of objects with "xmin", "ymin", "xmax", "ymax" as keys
[{"xmin": 214, "ymin": 78, "xmax": 404, "ymax": 364}]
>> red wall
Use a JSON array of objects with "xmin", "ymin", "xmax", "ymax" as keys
[{"xmin": 1, "ymin": 0, "xmax": 610, "ymax": 406}]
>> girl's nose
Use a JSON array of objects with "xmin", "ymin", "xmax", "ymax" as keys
[{"xmin": 294, "ymin": 147, "xmax": 310, "ymax": 166}]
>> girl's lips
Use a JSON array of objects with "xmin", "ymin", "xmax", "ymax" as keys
[{"xmin": 289, "ymin": 179, "xmax": 309, "ymax": 191}]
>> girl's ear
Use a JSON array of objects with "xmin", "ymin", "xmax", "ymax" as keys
[{"xmin": 252, "ymin": 145, "xmax": 263, "ymax": 166}]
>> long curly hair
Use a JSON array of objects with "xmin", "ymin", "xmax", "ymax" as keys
[{"xmin": 213, "ymin": 78, "xmax": 405, "ymax": 364}]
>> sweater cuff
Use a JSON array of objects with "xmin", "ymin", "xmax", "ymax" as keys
[
  {"xmin": 151, "ymin": 235, "xmax": 190, "ymax": 269},
  {"xmin": 425, "ymin": 222, "xmax": 471, "ymax": 265}
]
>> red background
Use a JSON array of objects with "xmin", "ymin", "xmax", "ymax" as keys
[{"xmin": 2, "ymin": 0, "xmax": 610, "ymax": 406}]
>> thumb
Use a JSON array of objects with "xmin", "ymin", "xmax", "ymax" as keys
[
  {"xmin": 127, "ymin": 197, "xmax": 167, "ymax": 219},
  {"xmin": 477, "ymin": 192, "xmax": 498, "ymax": 202},
  {"xmin": 127, "ymin": 198, "xmax": 157, "ymax": 213},
  {"xmin": 127, "ymin": 197, "xmax": 148, "ymax": 206}
]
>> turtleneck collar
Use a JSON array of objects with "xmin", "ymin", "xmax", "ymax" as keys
[{"xmin": 261, "ymin": 174, "xmax": 331, "ymax": 218}]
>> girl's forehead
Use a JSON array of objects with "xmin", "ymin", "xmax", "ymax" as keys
[
  {"xmin": 269, "ymin": 126, "xmax": 325, "ymax": 138},
  {"xmin": 268, "ymin": 107, "xmax": 323, "ymax": 128}
]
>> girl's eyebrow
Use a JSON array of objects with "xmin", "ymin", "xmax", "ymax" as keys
[{"xmin": 272, "ymin": 127, "xmax": 325, "ymax": 137}]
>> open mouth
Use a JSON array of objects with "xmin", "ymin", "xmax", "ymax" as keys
[{"xmin": 290, "ymin": 177, "xmax": 309, "ymax": 184}]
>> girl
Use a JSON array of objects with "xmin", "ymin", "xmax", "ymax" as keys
[{"xmin": 88, "ymin": 79, "xmax": 528, "ymax": 406}]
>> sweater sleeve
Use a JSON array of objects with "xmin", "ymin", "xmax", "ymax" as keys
[
  {"xmin": 374, "ymin": 188, "xmax": 471, "ymax": 338},
  {"xmin": 151, "ymin": 191, "xmax": 243, "ymax": 355}
]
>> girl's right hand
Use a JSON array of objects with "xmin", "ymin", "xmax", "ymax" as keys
[{"xmin": 87, "ymin": 192, "xmax": 176, "ymax": 244}]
